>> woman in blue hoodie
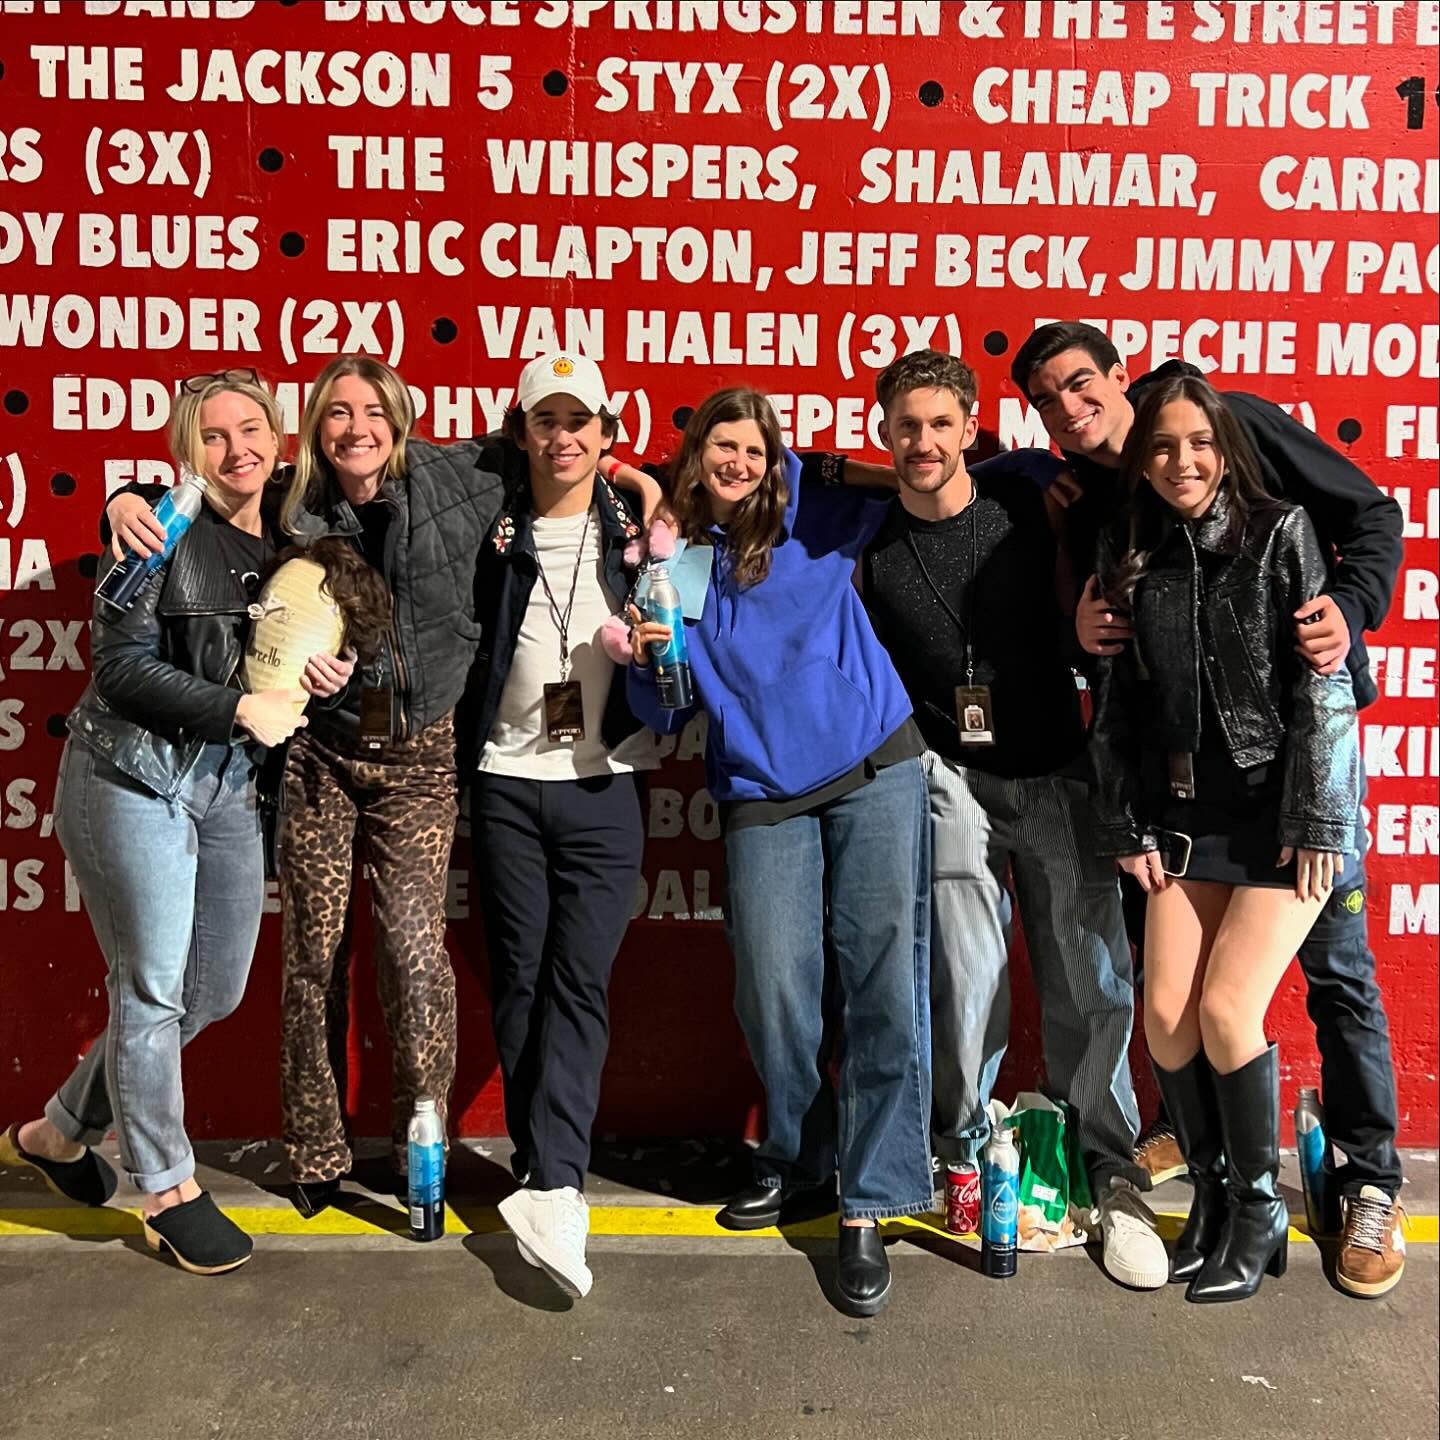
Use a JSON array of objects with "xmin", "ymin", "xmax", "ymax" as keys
[{"xmin": 627, "ymin": 387, "xmax": 930, "ymax": 1317}]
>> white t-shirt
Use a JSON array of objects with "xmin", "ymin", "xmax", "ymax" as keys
[{"xmin": 479, "ymin": 506, "xmax": 660, "ymax": 780}]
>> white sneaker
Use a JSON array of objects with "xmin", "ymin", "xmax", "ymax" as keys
[
  {"xmin": 1096, "ymin": 1176, "xmax": 1169, "ymax": 1290},
  {"xmin": 498, "ymin": 1186, "xmax": 592, "ymax": 1298}
]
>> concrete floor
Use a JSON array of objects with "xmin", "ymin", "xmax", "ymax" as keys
[{"xmin": 2, "ymin": 1142, "xmax": 1436, "ymax": 1440}]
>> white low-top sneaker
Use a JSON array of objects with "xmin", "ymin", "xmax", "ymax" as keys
[
  {"xmin": 498, "ymin": 1186, "xmax": 592, "ymax": 1298},
  {"xmin": 1097, "ymin": 1176, "xmax": 1169, "ymax": 1290}
]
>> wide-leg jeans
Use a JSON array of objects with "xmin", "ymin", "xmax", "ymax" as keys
[{"xmin": 724, "ymin": 757, "xmax": 933, "ymax": 1221}]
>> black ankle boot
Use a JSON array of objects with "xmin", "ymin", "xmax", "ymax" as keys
[
  {"xmin": 836, "ymin": 1223, "xmax": 891, "ymax": 1317},
  {"xmin": 1153, "ymin": 1056, "xmax": 1227, "ymax": 1283},
  {"xmin": 1187, "ymin": 1046, "xmax": 1288, "ymax": 1304},
  {"xmin": 292, "ymin": 1178, "xmax": 342, "ymax": 1219}
]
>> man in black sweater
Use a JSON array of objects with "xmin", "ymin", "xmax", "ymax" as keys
[
  {"xmin": 862, "ymin": 350, "xmax": 1168, "ymax": 1292},
  {"xmin": 1012, "ymin": 321, "xmax": 1407, "ymax": 1299}
]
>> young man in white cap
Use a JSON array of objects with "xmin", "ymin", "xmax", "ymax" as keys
[{"xmin": 461, "ymin": 353, "xmax": 660, "ymax": 1299}]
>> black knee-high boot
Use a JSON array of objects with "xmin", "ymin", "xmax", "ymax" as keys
[
  {"xmin": 1152, "ymin": 1055, "xmax": 1226, "ymax": 1283},
  {"xmin": 1187, "ymin": 1044, "xmax": 1289, "ymax": 1304}
]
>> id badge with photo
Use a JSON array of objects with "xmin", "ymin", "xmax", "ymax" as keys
[
  {"xmin": 543, "ymin": 681, "xmax": 586, "ymax": 743},
  {"xmin": 1168, "ymin": 751, "xmax": 1196, "ymax": 800},
  {"xmin": 357, "ymin": 684, "xmax": 393, "ymax": 751},
  {"xmin": 955, "ymin": 685, "xmax": 996, "ymax": 747}
]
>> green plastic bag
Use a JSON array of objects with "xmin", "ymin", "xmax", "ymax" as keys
[{"xmin": 997, "ymin": 1092, "xmax": 1094, "ymax": 1252}]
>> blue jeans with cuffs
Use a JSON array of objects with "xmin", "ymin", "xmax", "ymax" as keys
[{"xmin": 45, "ymin": 738, "xmax": 262, "ymax": 1193}]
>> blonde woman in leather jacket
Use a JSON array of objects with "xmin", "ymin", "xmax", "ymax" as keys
[
  {"xmin": 1090, "ymin": 373, "xmax": 1359, "ymax": 1306},
  {"xmin": 0, "ymin": 372, "xmax": 326, "ymax": 1276}
]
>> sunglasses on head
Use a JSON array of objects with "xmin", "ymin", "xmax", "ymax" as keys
[{"xmin": 180, "ymin": 367, "xmax": 262, "ymax": 394}]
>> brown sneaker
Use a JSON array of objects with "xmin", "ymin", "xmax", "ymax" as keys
[
  {"xmin": 1336, "ymin": 1185, "xmax": 1407, "ymax": 1298},
  {"xmin": 1134, "ymin": 1120, "xmax": 1186, "ymax": 1186}
]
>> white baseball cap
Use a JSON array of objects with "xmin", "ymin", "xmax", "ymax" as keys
[{"xmin": 515, "ymin": 353, "xmax": 609, "ymax": 415}]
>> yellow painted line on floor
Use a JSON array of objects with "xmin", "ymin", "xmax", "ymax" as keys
[{"xmin": 0, "ymin": 1205, "xmax": 1435, "ymax": 1244}]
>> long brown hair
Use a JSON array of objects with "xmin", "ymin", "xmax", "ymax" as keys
[
  {"xmin": 668, "ymin": 388, "xmax": 788, "ymax": 589},
  {"xmin": 1105, "ymin": 374, "xmax": 1280, "ymax": 602},
  {"xmin": 271, "ymin": 537, "xmax": 392, "ymax": 665},
  {"xmin": 282, "ymin": 356, "xmax": 416, "ymax": 536}
]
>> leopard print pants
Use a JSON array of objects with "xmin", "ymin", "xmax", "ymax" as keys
[{"xmin": 278, "ymin": 712, "xmax": 458, "ymax": 1182}]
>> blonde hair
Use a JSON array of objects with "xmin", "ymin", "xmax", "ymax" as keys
[
  {"xmin": 168, "ymin": 372, "xmax": 284, "ymax": 482},
  {"xmin": 284, "ymin": 356, "xmax": 415, "ymax": 536}
]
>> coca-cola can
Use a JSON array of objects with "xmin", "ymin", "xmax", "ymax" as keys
[{"xmin": 944, "ymin": 1164, "xmax": 981, "ymax": 1235}]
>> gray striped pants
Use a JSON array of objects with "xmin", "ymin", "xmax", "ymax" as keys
[{"xmin": 923, "ymin": 751, "xmax": 1144, "ymax": 1187}]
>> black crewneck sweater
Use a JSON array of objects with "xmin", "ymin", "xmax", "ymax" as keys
[{"xmin": 862, "ymin": 473, "xmax": 1085, "ymax": 779}]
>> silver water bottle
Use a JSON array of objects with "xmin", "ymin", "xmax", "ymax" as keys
[
  {"xmin": 95, "ymin": 467, "xmax": 208, "ymax": 611},
  {"xmin": 645, "ymin": 565, "xmax": 694, "ymax": 709}
]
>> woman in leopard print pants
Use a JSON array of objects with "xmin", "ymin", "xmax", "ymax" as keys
[{"xmin": 272, "ymin": 356, "xmax": 509, "ymax": 1207}]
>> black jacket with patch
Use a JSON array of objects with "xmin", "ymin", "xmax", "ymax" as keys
[{"xmin": 457, "ymin": 455, "xmax": 646, "ymax": 774}]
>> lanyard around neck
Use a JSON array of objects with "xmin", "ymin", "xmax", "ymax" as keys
[
  {"xmin": 533, "ymin": 507, "xmax": 592, "ymax": 681},
  {"xmin": 904, "ymin": 506, "xmax": 977, "ymax": 687}
]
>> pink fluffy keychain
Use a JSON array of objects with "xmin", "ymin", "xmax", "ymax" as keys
[{"xmin": 598, "ymin": 517, "xmax": 677, "ymax": 664}]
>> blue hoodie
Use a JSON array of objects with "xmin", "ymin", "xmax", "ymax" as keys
[{"xmin": 628, "ymin": 450, "xmax": 910, "ymax": 804}]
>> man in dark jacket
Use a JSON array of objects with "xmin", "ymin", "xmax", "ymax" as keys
[
  {"xmin": 1012, "ymin": 321, "xmax": 1407, "ymax": 1299},
  {"xmin": 461, "ymin": 352, "xmax": 659, "ymax": 1303}
]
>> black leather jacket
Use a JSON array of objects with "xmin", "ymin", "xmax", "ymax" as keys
[
  {"xmin": 1090, "ymin": 489, "xmax": 1359, "ymax": 856},
  {"xmin": 1060, "ymin": 361, "xmax": 1400, "ymax": 710},
  {"xmin": 67, "ymin": 498, "xmax": 276, "ymax": 799}
]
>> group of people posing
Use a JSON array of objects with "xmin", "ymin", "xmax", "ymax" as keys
[{"xmin": 1, "ymin": 322, "xmax": 1408, "ymax": 1316}]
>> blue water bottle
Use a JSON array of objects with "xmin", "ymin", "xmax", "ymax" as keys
[
  {"xmin": 95, "ymin": 467, "xmax": 208, "ymax": 611},
  {"xmin": 981, "ymin": 1126, "xmax": 1019, "ymax": 1278},
  {"xmin": 1295, "ymin": 1086, "xmax": 1331, "ymax": 1236},
  {"xmin": 645, "ymin": 565, "xmax": 694, "ymax": 710},
  {"xmin": 407, "ymin": 1095, "xmax": 445, "ymax": 1242}
]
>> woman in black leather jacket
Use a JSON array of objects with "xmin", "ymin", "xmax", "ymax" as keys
[
  {"xmin": 1091, "ymin": 373, "xmax": 1359, "ymax": 1306},
  {"xmin": 0, "ymin": 372, "xmax": 325, "ymax": 1275}
]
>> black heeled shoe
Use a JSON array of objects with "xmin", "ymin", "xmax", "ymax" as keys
[
  {"xmin": 717, "ymin": 1184, "xmax": 785, "ymax": 1230},
  {"xmin": 143, "ymin": 1192, "xmax": 253, "ymax": 1276},
  {"xmin": 1187, "ymin": 1046, "xmax": 1289, "ymax": 1304},
  {"xmin": 292, "ymin": 1178, "xmax": 342, "ymax": 1218},
  {"xmin": 837, "ymin": 1223, "xmax": 891, "ymax": 1317},
  {"xmin": 1152, "ymin": 1057, "xmax": 1227, "ymax": 1283}
]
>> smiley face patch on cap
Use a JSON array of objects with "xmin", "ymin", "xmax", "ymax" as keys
[{"xmin": 516, "ymin": 352, "xmax": 609, "ymax": 415}]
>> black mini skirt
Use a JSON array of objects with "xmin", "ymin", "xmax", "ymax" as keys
[{"xmin": 1158, "ymin": 795, "xmax": 1357, "ymax": 889}]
